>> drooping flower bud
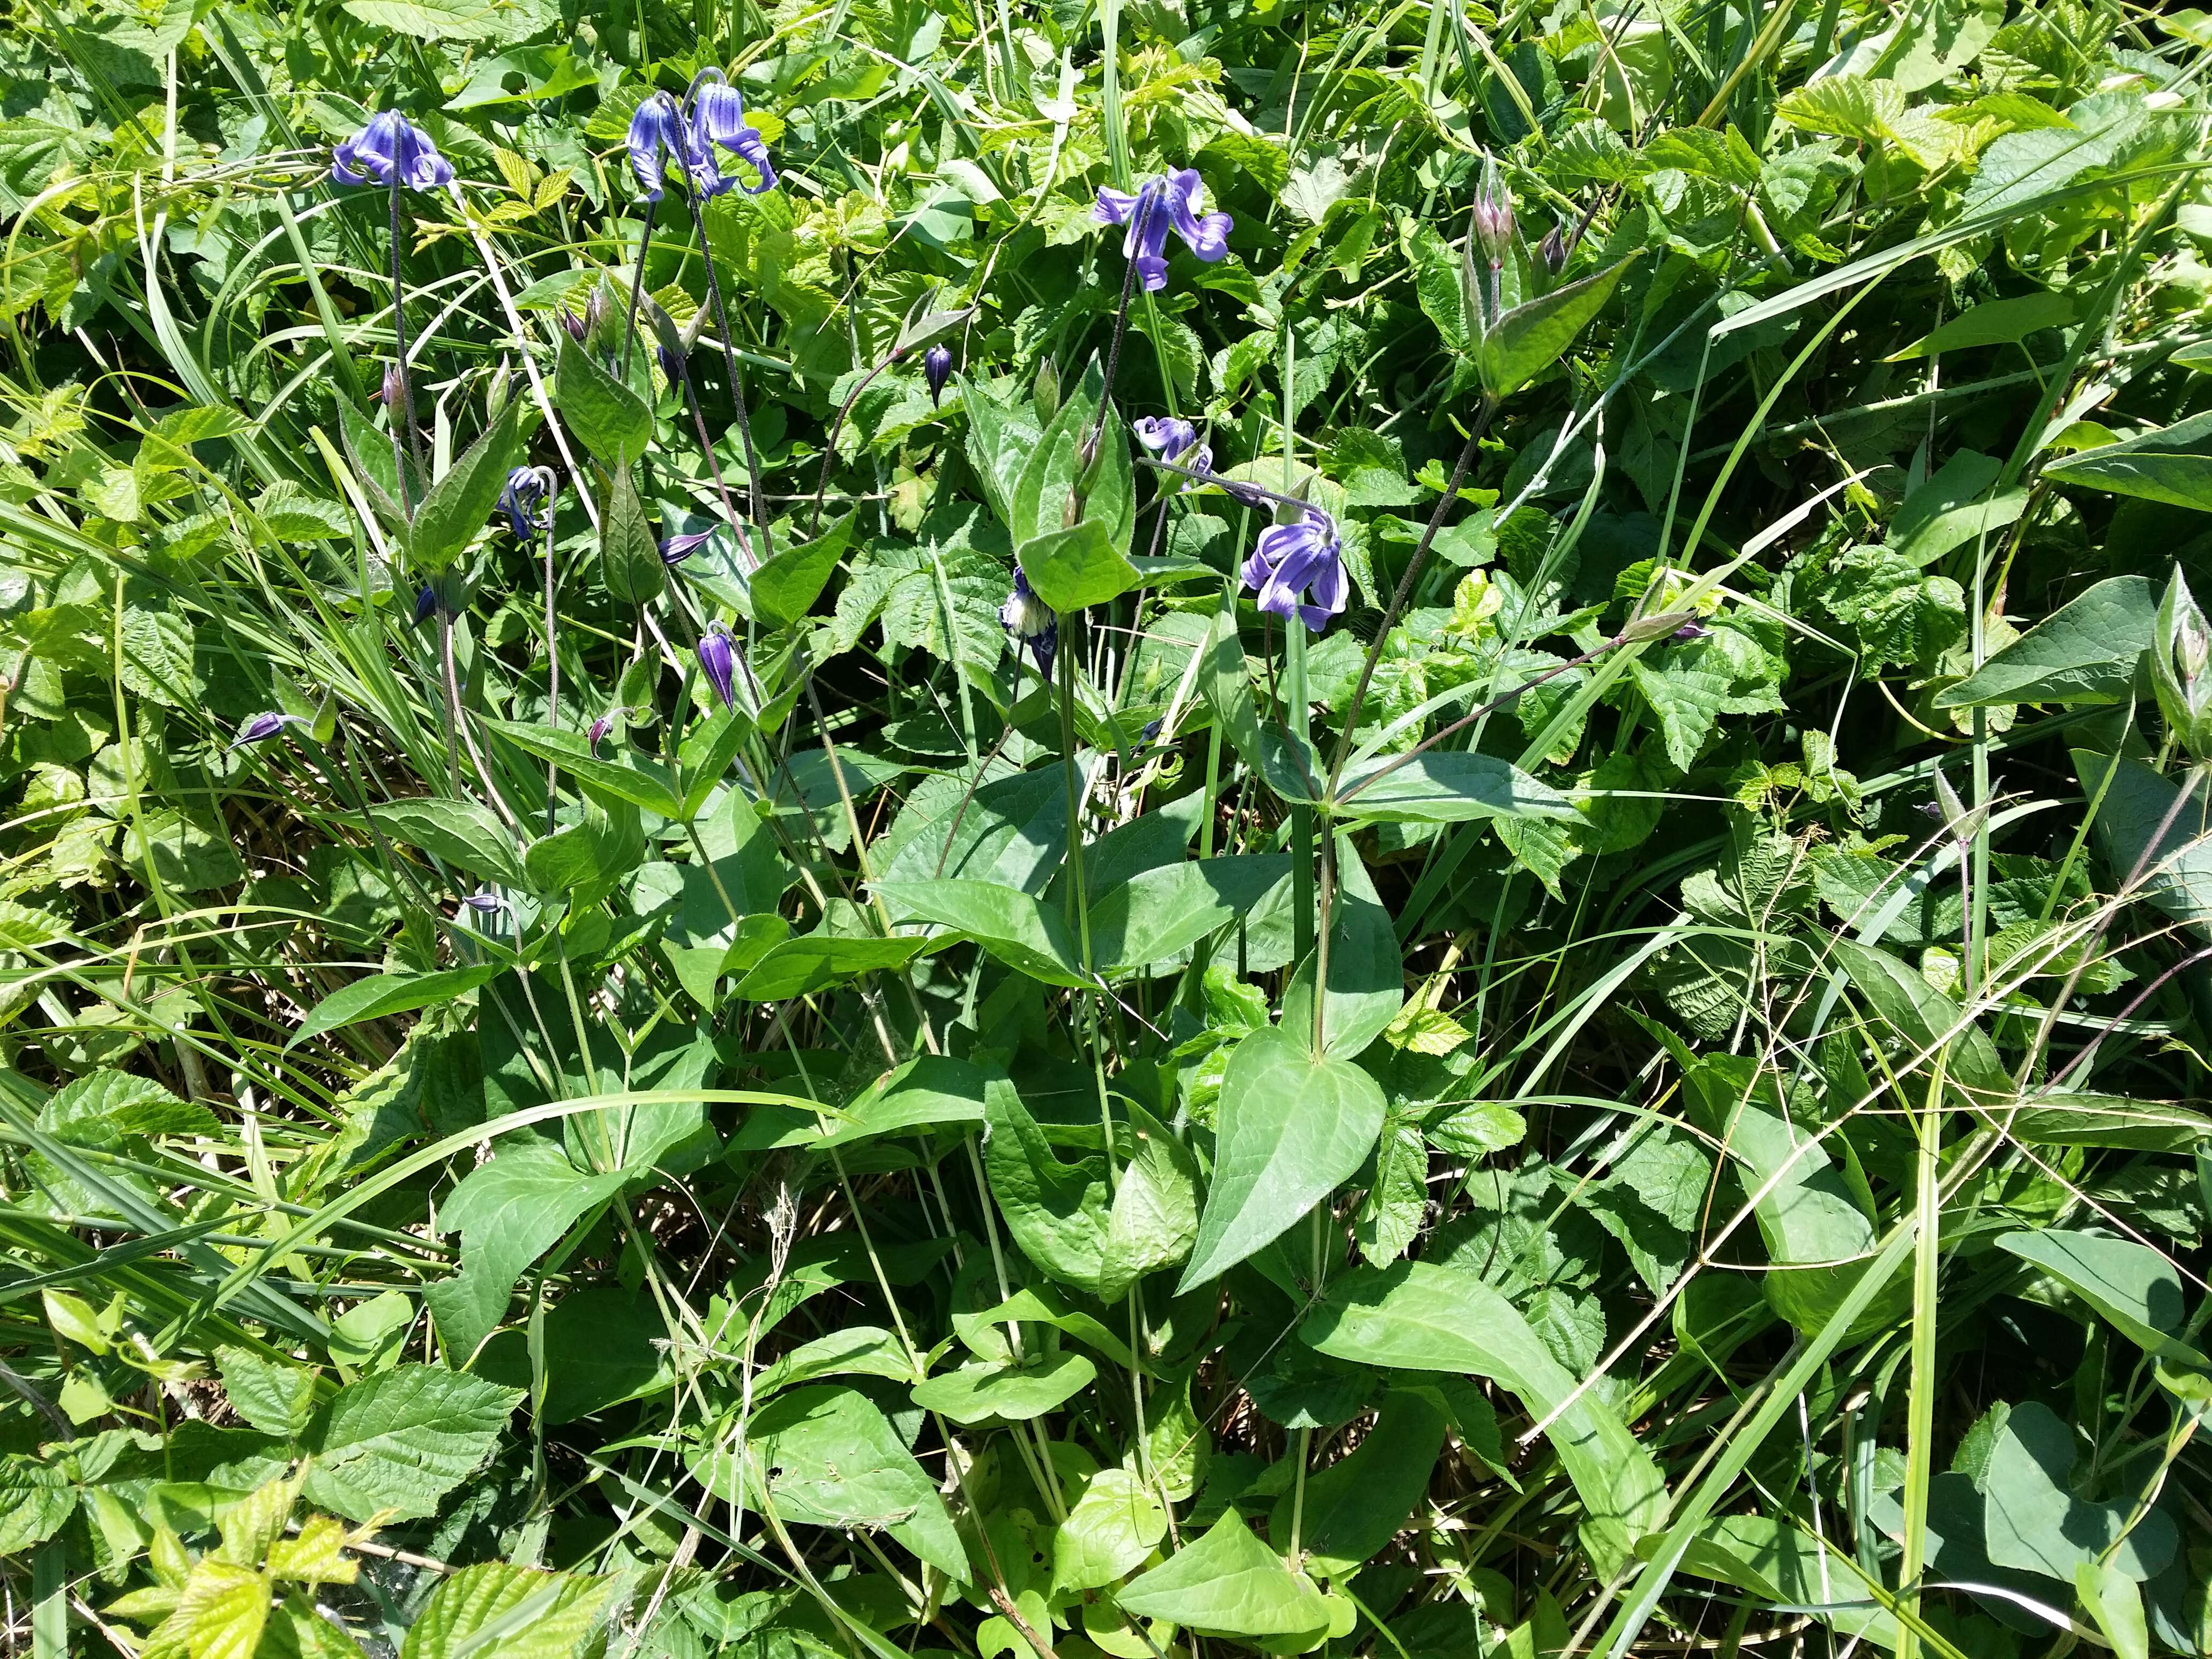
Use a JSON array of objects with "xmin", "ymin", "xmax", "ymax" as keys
[
  {"xmin": 589, "ymin": 712, "xmax": 615, "ymax": 754},
  {"xmin": 413, "ymin": 585, "xmax": 438, "ymax": 626},
  {"xmin": 925, "ymin": 343, "xmax": 953, "ymax": 408},
  {"xmin": 699, "ymin": 625, "xmax": 737, "ymax": 710},
  {"xmin": 657, "ymin": 343, "xmax": 685, "ymax": 388},
  {"xmin": 660, "ymin": 528, "xmax": 713, "ymax": 566},
  {"xmin": 559, "ymin": 307, "xmax": 588, "ymax": 345},
  {"xmin": 230, "ymin": 711, "xmax": 302, "ymax": 750}
]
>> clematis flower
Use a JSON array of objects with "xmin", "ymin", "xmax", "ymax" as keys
[
  {"xmin": 999, "ymin": 565, "xmax": 1058, "ymax": 678},
  {"xmin": 660, "ymin": 528, "xmax": 713, "ymax": 566},
  {"xmin": 699, "ymin": 625, "xmax": 737, "ymax": 709},
  {"xmin": 1133, "ymin": 416, "xmax": 1198, "ymax": 461},
  {"xmin": 925, "ymin": 344, "xmax": 953, "ymax": 407},
  {"xmin": 588, "ymin": 712, "xmax": 616, "ymax": 754},
  {"xmin": 412, "ymin": 585, "xmax": 437, "ymax": 626},
  {"xmin": 498, "ymin": 467, "xmax": 551, "ymax": 538},
  {"xmin": 462, "ymin": 891, "xmax": 505, "ymax": 913},
  {"xmin": 629, "ymin": 91, "xmax": 728, "ymax": 202},
  {"xmin": 331, "ymin": 110, "xmax": 455, "ymax": 191},
  {"xmin": 231, "ymin": 711, "xmax": 305, "ymax": 750},
  {"xmin": 689, "ymin": 72, "xmax": 778, "ymax": 194},
  {"xmin": 1093, "ymin": 169, "xmax": 1231, "ymax": 293},
  {"xmin": 1240, "ymin": 506, "xmax": 1347, "ymax": 633}
]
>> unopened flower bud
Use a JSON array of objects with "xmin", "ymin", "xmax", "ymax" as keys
[
  {"xmin": 657, "ymin": 344, "xmax": 685, "ymax": 387},
  {"xmin": 699, "ymin": 625, "xmax": 737, "ymax": 711},
  {"xmin": 925, "ymin": 343, "xmax": 953, "ymax": 408},
  {"xmin": 1471, "ymin": 156, "xmax": 1515, "ymax": 261},
  {"xmin": 559, "ymin": 308, "xmax": 588, "ymax": 345},
  {"xmin": 589, "ymin": 713, "xmax": 615, "ymax": 754},
  {"xmin": 1034, "ymin": 358, "xmax": 1061, "ymax": 423},
  {"xmin": 1538, "ymin": 220, "xmax": 1570, "ymax": 275},
  {"xmin": 2154, "ymin": 567, "xmax": 2212, "ymax": 759},
  {"xmin": 413, "ymin": 585, "xmax": 438, "ymax": 626}
]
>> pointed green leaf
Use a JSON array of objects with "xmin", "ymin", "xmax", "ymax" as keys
[{"xmin": 1178, "ymin": 1025, "xmax": 1385, "ymax": 1289}]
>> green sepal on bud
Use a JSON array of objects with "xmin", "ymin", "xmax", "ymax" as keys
[
  {"xmin": 2153, "ymin": 567, "xmax": 2212, "ymax": 760},
  {"xmin": 1034, "ymin": 357, "xmax": 1062, "ymax": 424}
]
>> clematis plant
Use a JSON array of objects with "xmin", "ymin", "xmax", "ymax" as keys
[
  {"xmin": 620, "ymin": 73, "xmax": 782, "ymax": 568},
  {"xmin": 329, "ymin": 109, "xmax": 454, "ymax": 511}
]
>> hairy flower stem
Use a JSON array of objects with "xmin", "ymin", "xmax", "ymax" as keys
[
  {"xmin": 1326, "ymin": 394, "xmax": 1500, "ymax": 789},
  {"xmin": 1075, "ymin": 193, "xmax": 1154, "ymax": 491},
  {"xmin": 670, "ymin": 348, "xmax": 752, "ymax": 560},
  {"xmin": 387, "ymin": 173, "xmax": 423, "ymax": 506},
  {"xmin": 676, "ymin": 180, "xmax": 773, "ymax": 567},
  {"xmin": 620, "ymin": 195, "xmax": 661, "ymax": 380},
  {"xmin": 542, "ymin": 515, "xmax": 559, "ymax": 836}
]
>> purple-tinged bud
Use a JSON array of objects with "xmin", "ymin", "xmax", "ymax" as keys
[
  {"xmin": 699, "ymin": 625, "xmax": 737, "ymax": 710},
  {"xmin": 1673, "ymin": 621, "xmax": 1712, "ymax": 641},
  {"xmin": 1538, "ymin": 221, "xmax": 1570, "ymax": 275},
  {"xmin": 413, "ymin": 585, "xmax": 438, "ymax": 626},
  {"xmin": 661, "ymin": 528, "xmax": 713, "ymax": 566},
  {"xmin": 925, "ymin": 343, "xmax": 953, "ymax": 408},
  {"xmin": 1472, "ymin": 156, "xmax": 1515, "ymax": 261},
  {"xmin": 657, "ymin": 344, "xmax": 686, "ymax": 387},
  {"xmin": 230, "ymin": 711, "xmax": 300, "ymax": 750},
  {"xmin": 374, "ymin": 362, "xmax": 403, "ymax": 407},
  {"xmin": 589, "ymin": 713, "xmax": 615, "ymax": 754},
  {"xmin": 560, "ymin": 307, "xmax": 588, "ymax": 345},
  {"xmin": 462, "ymin": 891, "xmax": 504, "ymax": 913}
]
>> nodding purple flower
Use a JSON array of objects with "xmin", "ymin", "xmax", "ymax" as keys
[
  {"xmin": 999, "ymin": 565, "xmax": 1059, "ymax": 679},
  {"xmin": 588, "ymin": 713, "xmax": 616, "ymax": 754},
  {"xmin": 925, "ymin": 344, "xmax": 953, "ymax": 408},
  {"xmin": 1241, "ymin": 507, "xmax": 1348, "ymax": 634},
  {"xmin": 699, "ymin": 625, "xmax": 738, "ymax": 710},
  {"xmin": 331, "ymin": 110, "xmax": 455, "ymax": 192},
  {"xmin": 498, "ymin": 467, "xmax": 552, "ymax": 538},
  {"xmin": 412, "ymin": 585, "xmax": 438, "ymax": 626},
  {"xmin": 1133, "ymin": 416, "xmax": 1199, "ymax": 461},
  {"xmin": 689, "ymin": 72, "xmax": 777, "ymax": 194},
  {"xmin": 230, "ymin": 711, "xmax": 303, "ymax": 750},
  {"xmin": 629, "ymin": 92, "xmax": 724, "ymax": 203},
  {"xmin": 660, "ymin": 528, "xmax": 714, "ymax": 566},
  {"xmin": 462, "ymin": 891, "xmax": 505, "ymax": 914},
  {"xmin": 1093, "ymin": 169, "xmax": 1232, "ymax": 293},
  {"xmin": 657, "ymin": 344, "xmax": 686, "ymax": 387},
  {"xmin": 1673, "ymin": 621, "xmax": 1712, "ymax": 641}
]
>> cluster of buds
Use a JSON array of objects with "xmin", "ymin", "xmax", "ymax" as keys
[
  {"xmin": 2154, "ymin": 567, "xmax": 2212, "ymax": 760},
  {"xmin": 1463, "ymin": 153, "xmax": 1583, "ymax": 334}
]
